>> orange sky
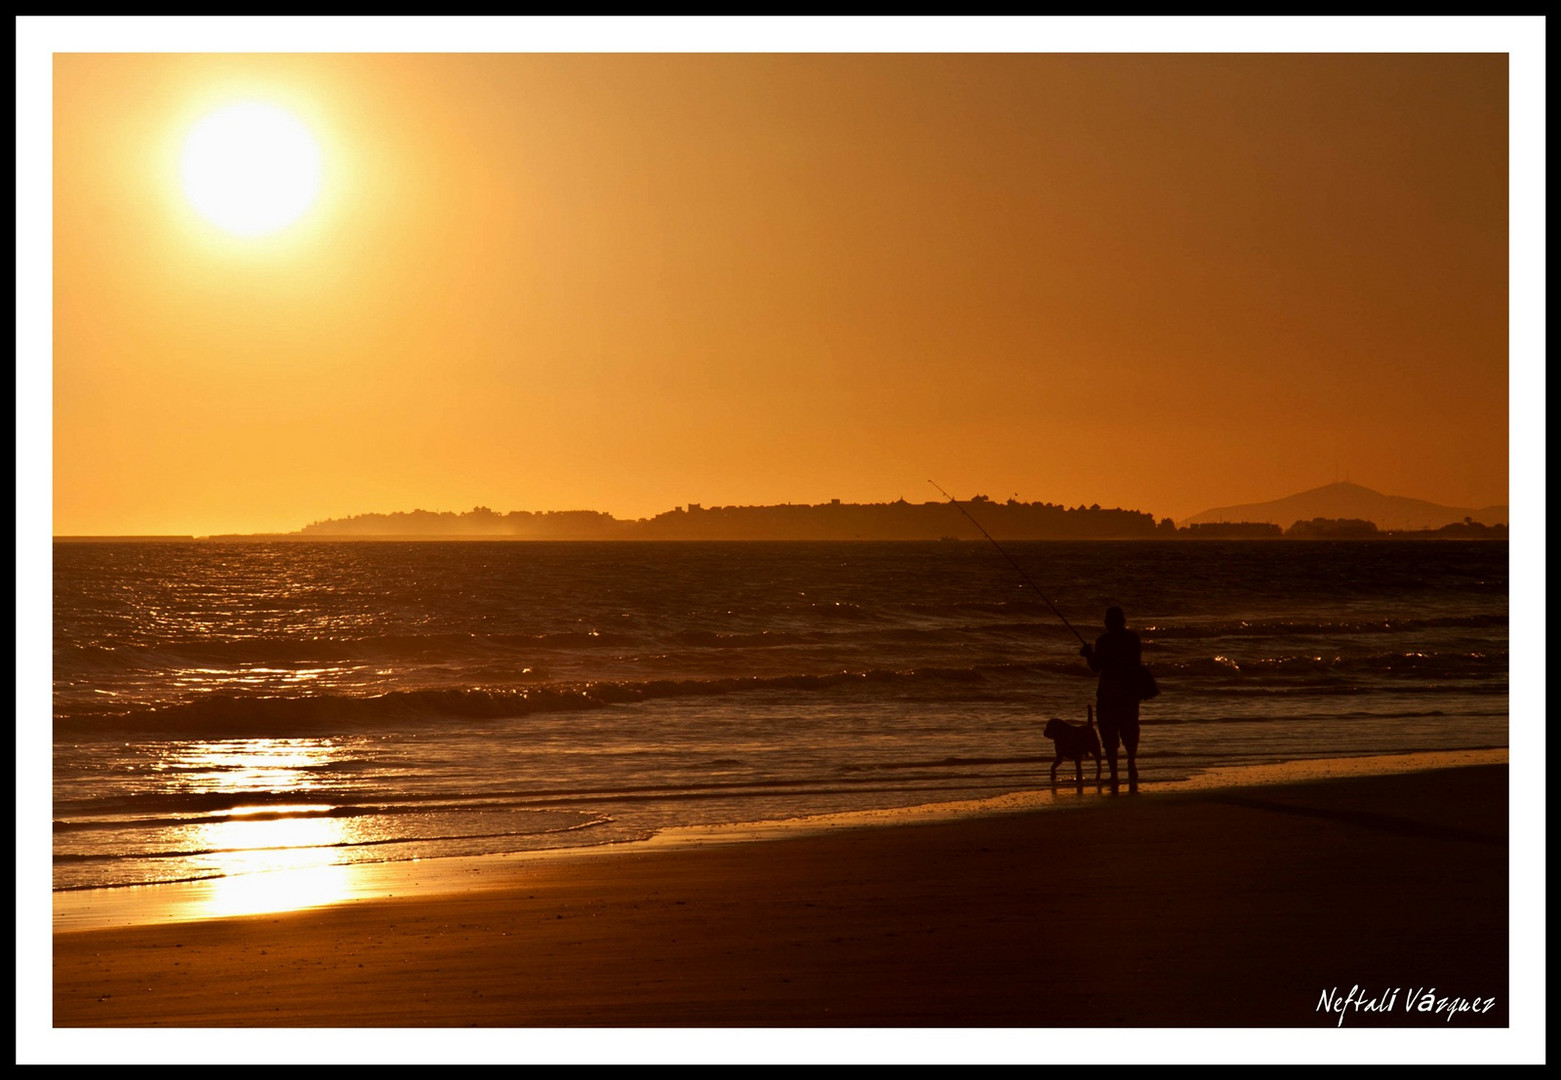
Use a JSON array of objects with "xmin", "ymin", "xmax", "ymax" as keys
[{"xmin": 44, "ymin": 37, "xmax": 1524, "ymax": 536}]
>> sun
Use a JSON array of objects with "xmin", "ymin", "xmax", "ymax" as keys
[{"xmin": 180, "ymin": 102, "xmax": 322, "ymax": 237}]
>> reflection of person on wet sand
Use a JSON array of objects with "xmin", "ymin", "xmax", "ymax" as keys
[{"xmin": 1079, "ymin": 605, "xmax": 1141, "ymax": 792}]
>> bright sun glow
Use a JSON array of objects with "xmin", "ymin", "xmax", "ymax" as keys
[{"xmin": 181, "ymin": 102, "xmax": 322, "ymax": 237}]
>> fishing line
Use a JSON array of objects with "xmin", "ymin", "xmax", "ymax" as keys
[{"xmin": 929, "ymin": 480, "xmax": 1089, "ymax": 647}]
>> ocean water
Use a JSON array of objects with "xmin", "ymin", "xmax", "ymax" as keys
[{"xmin": 53, "ymin": 540, "xmax": 1508, "ymax": 894}]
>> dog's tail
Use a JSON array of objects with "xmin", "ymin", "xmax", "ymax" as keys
[{"xmin": 1088, "ymin": 704, "xmax": 1095, "ymax": 729}]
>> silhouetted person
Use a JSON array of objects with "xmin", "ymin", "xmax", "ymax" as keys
[{"xmin": 1079, "ymin": 606, "xmax": 1141, "ymax": 791}]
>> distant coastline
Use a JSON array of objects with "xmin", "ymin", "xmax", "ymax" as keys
[{"xmin": 55, "ymin": 493, "xmax": 1509, "ymax": 543}]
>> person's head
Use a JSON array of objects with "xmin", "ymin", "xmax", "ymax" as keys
[{"xmin": 1105, "ymin": 606, "xmax": 1126, "ymax": 630}]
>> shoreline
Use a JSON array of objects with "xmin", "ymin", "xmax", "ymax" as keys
[
  {"xmin": 52, "ymin": 749, "xmax": 1506, "ymax": 934},
  {"xmin": 48, "ymin": 750, "xmax": 1514, "ymax": 1037}
]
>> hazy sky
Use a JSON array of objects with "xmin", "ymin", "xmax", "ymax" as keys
[{"xmin": 36, "ymin": 24, "xmax": 1536, "ymax": 536}]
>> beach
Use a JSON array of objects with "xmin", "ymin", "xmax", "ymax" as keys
[{"xmin": 51, "ymin": 754, "xmax": 1510, "ymax": 1035}]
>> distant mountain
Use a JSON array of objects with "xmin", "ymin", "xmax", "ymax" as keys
[{"xmin": 1184, "ymin": 482, "xmax": 1507, "ymax": 532}]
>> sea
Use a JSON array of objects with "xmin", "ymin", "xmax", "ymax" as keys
[{"xmin": 52, "ymin": 539, "xmax": 1508, "ymax": 896}]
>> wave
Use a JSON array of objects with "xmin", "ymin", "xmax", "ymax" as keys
[
  {"xmin": 54, "ymin": 629, "xmax": 642, "ymax": 671},
  {"xmin": 53, "ymin": 667, "xmax": 977, "ymax": 736},
  {"xmin": 54, "ymin": 636, "xmax": 1507, "ymax": 737},
  {"xmin": 53, "ymin": 610, "xmax": 1507, "ymax": 685},
  {"xmin": 1139, "ymin": 614, "xmax": 1508, "ymax": 639}
]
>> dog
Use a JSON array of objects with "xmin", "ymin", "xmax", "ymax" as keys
[{"xmin": 1044, "ymin": 705, "xmax": 1103, "ymax": 784}]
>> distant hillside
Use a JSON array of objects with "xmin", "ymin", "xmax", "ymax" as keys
[
  {"xmin": 297, "ymin": 498, "xmax": 1169, "ymax": 541},
  {"xmin": 1185, "ymin": 482, "xmax": 1507, "ymax": 532}
]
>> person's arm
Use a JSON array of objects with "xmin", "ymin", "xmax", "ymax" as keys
[{"xmin": 1080, "ymin": 640, "xmax": 1101, "ymax": 670}]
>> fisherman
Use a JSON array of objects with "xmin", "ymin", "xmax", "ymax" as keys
[
  {"xmin": 930, "ymin": 484, "xmax": 1154, "ymax": 791},
  {"xmin": 1079, "ymin": 606, "xmax": 1142, "ymax": 791}
]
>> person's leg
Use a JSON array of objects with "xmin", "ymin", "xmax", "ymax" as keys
[
  {"xmin": 1098, "ymin": 716, "xmax": 1121, "ymax": 788},
  {"xmin": 1123, "ymin": 722, "xmax": 1140, "ymax": 792},
  {"xmin": 1099, "ymin": 696, "xmax": 1132, "ymax": 788}
]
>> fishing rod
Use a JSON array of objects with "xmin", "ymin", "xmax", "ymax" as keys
[{"xmin": 929, "ymin": 480, "xmax": 1089, "ymax": 647}]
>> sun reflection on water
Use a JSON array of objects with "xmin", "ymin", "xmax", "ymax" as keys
[
  {"xmin": 157, "ymin": 738, "xmax": 362, "ymax": 918},
  {"xmin": 193, "ymin": 812, "xmax": 358, "ymax": 918}
]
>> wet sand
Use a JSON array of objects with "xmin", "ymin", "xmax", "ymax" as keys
[{"xmin": 48, "ymin": 754, "xmax": 1512, "ymax": 1037}]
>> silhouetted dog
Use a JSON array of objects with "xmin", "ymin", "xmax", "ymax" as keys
[{"xmin": 1044, "ymin": 705, "xmax": 1102, "ymax": 783}]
